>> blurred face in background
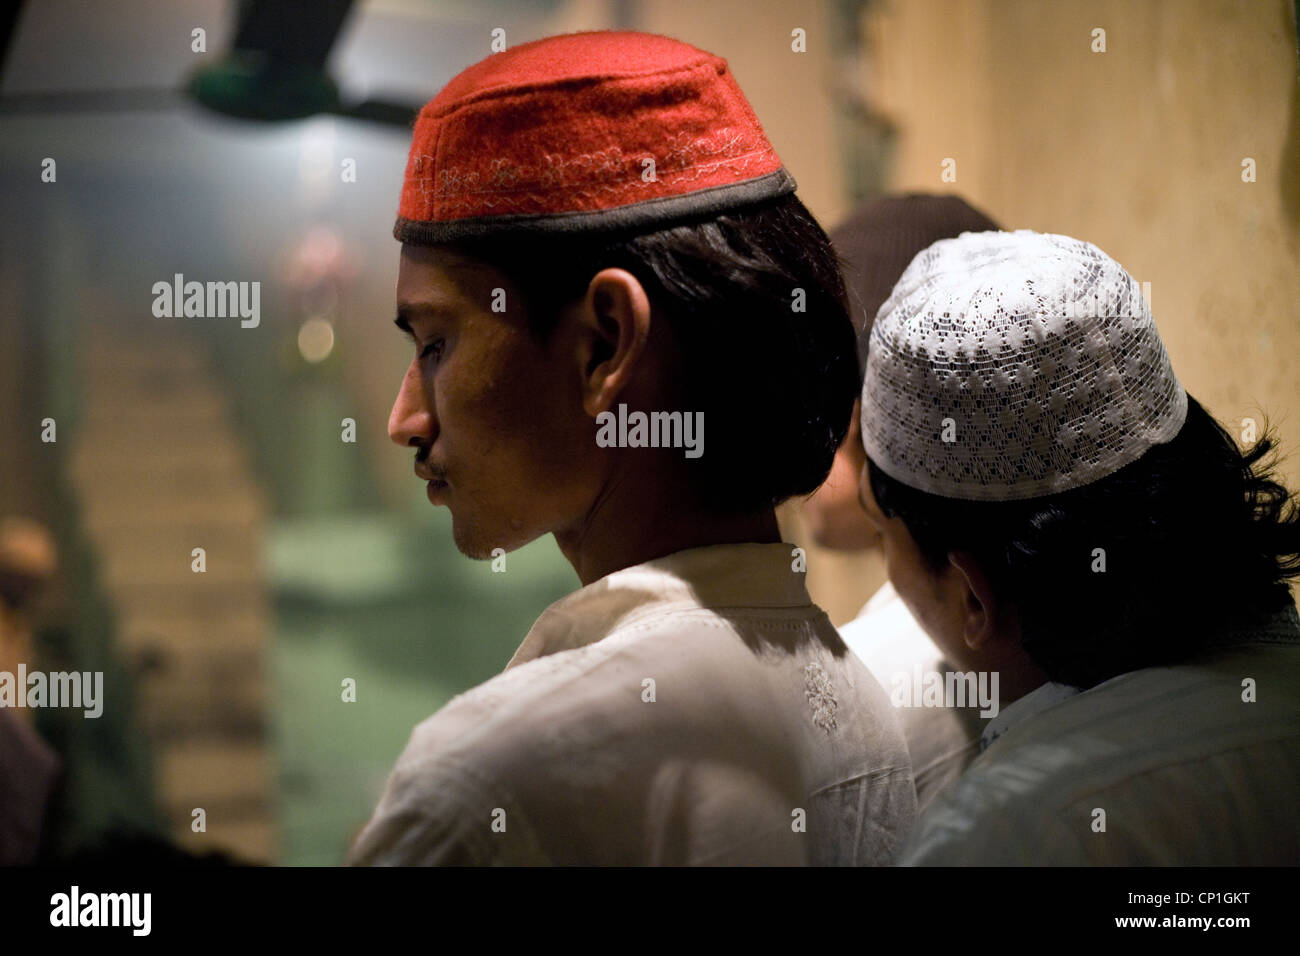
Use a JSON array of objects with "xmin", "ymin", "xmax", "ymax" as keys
[
  {"xmin": 802, "ymin": 398, "xmax": 881, "ymax": 551},
  {"xmin": 388, "ymin": 244, "xmax": 601, "ymax": 558},
  {"xmin": 856, "ymin": 459, "xmax": 976, "ymax": 670}
]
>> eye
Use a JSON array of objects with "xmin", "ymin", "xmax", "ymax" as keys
[{"xmin": 420, "ymin": 339, "xmax": 445, "ymax": 361}]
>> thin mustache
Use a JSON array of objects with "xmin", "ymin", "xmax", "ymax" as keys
[{"xmin": 414, "ymin": 452, "xmax": 447, "ymax": 482}]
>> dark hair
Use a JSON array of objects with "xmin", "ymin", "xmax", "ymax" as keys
[
  {"xmin": 868, "ymin": 395, "xmax": 1300, "ymax": 688},
  {"xmin": 452, "ymin": 193, "xmax": 860, "ymax": 513}
]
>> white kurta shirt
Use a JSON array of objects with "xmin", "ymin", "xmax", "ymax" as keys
[
  {"xmin": 347, "ymin": 542, "xmax": 916, "ymax": 866},
  {"xmin": 840, "ymin": 581, "xmax": 989, "ymax": 812},
  {"xmin": 900, "ymin": 603, "xmax": 1300, "ymax": 865}
]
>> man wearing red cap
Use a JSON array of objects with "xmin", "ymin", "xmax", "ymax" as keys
[{"xmin": 346, "ymin": 30, "xmax": 915, "ymax": 865}]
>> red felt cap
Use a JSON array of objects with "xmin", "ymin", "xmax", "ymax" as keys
[{"xmin": 395, "ymin": 30, "xmax": 796, "ymax": 245}]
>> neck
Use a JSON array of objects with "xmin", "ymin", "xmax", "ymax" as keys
[
  {"xmin": 554, "ymin": 460, "xmax": 782, "ymax": 586},
  {"xmin": 980, "ymin": 638, "xmax": 1054, "ymax": 708}
]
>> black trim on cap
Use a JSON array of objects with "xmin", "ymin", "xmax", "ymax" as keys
[{"xmin": 394, "ymin": 167, "xmax": 798, "ymax": 245}]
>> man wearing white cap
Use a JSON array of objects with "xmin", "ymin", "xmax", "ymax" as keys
[{"xmin": 856, "ymin": 229, "xmax": 1300, "ymax": 864}]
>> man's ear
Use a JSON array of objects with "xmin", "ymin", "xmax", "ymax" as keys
[
  {"xmin": 946, "ymin": 551, "xmax": 999, "ymax": 651},
  {"xmin": 575, "ymin": 268, "xmax": 653, "ymax": 418}
]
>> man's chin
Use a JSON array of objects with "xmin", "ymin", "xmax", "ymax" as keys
[{"xmin": 449, "ymin": 516, "xmax": 536, "ymax": 561}]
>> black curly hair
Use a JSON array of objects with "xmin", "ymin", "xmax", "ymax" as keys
[{"xmin": 867, "ymin": 395, "xmax": 1300, "ymax": 688}]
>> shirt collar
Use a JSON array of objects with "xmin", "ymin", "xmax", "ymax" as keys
[
  {"xmin": 979, "ymin": 680, "xmax": 1079, "ymax": 753},
  {"xmin": 975, "ymin": 603, "xmax": 1300, "ymax": 753},
  {"xmin": 505, "ymin": 541, "xmax": 813, "ymax": 670}
]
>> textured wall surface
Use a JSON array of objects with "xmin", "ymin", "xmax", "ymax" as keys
[{"xmin": 871, "ymin": 0, "xmax": 1299, "ymax": 451}]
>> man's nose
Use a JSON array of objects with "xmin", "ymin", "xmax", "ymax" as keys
[{"xmin": 388, "ymin": 359, "xmax": 435, "ymax": 448}]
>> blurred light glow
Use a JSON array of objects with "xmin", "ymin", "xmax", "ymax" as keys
[{"xmin": 297, "ymin": 317, "xmax": 335, "ymax": 363}]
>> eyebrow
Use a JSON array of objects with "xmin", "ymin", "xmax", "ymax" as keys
[{"xmin": 393, "ymin": 302, "xmax": 457, "ymax": 338}]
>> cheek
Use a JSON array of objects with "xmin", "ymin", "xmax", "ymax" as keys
[
  {"xmin": 437, "ymin": 326, "xmax": 531, "ymax": 444},
  {"xmin": 442, "ymin": 328, "xmax": 593, "ymax": 507},
  {"xmin": 879, "ymin": 525, "xmax": 954, "ymax": 645},
  {"xmin": 879, "ymin": 526, "xmax": 928, "ymax": 609}
]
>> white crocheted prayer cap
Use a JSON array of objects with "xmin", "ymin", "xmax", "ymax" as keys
[{"xmin": 861, "ymin": 229, "xmax": 1187, "ymax": 502}]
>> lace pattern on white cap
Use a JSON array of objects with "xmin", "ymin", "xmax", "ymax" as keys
[{"xmin": 861, "ymin": 230, "xmax": 1187, "ymax": 502}]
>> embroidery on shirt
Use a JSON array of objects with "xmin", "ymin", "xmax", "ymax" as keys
[{"xmin": 804, "ymin": 661, "xmax": 838, "ymax": 732}]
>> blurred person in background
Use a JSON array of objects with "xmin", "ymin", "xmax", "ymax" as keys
[
  {"xmin": 1, "ymin": 527, "xmax": 226, "ymax": 867},
  {"xmin": 805, "ymin": 194, "xmax": 1003, "ymax": 812},
  {"xmin": 0, "ymin": 517, "xmax": 61, "ymax": 865},
  {"xmin": 347, "ymin": 31, "xmax": 916, "ymax": 867},
  {"xmin": 858, "ymin": 229, "xmax": 1300, "ymax": 864}
]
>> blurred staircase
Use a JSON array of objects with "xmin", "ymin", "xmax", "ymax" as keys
[{"xmin": 66, "ymin": 317, "xmax": 276, "ymax": 862}]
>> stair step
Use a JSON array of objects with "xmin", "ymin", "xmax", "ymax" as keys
[
  {"xmin": 154, "ymin": 738, "xmax": 273, "ymax": 808},
  {"xmin": 135, "ymin": 662, "xmax": 268, "ymax": 733},
  {"xmin": 71, "ymin": 326, "xmax": 278, "ymax": 858},
  {"xmin": 69, "ymin": 438, "xmax": 252, "ymax": 474},
  {"xmin": 173, "ymin": 819, "xmax": 277, "ymax": 865},
  {"xmin": 108, "ymin": 581, "xmax": 269, "ymax": 620},
  {"xmin": 78, "ymin": 496, "xmax": 267, "ymax": 531},
  {"xmin": 116, "ymin": 610, "xmax": 266, "ymax": 650}
]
